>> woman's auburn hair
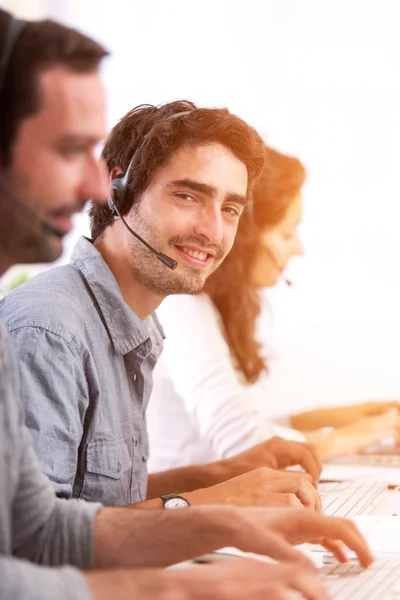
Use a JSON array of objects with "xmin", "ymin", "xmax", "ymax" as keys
[{"xmin": 203, "ymin": 146, "xmax": 306, "ymax": 384}]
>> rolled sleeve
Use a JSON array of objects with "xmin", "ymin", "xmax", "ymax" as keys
[{"xmin": 0, "ymin": 557, "xmax": 93, "ymax": 600}]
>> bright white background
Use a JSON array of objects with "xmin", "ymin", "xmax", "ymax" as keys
[{"xmin": 4, "ymin": 0, "xmax": 400, "ymax": 415}]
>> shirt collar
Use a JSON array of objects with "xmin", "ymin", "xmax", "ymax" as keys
[{"xmin": 70, "ymin": 236, "xmax": 152, "ymax": 356}]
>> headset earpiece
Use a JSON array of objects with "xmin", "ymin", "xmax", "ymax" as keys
[
  {"xmin": 107, "ymin": 196, "xmax": 116, "ymax": 213},
  {"xmin": 0, "ymin": 18, "xmax": 27, "ymax": 101},
  {"xmin": 108, "ymin": 173, "xmax": 126, "ymax": 213},
  {"xmin": 108, "ymin": 111, "xmax": 190, "ymax": 215}
]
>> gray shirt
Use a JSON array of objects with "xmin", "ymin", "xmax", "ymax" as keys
[
  {"xmin": 0, "ymin": 320, "xmax": 101, "ymax": 600},
  {"xmin": 0, "ymin": 237, "xmax": 164, "ymax": 506}
]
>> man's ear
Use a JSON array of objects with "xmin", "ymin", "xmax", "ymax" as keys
[{"xmin": 109, "ymin": 166, "xmax": 123, "ymax": 182}]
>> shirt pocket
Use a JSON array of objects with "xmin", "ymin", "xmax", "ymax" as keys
[{"xmin": 80, "ymin": 438, "xmax": 133, "ymax": 506}]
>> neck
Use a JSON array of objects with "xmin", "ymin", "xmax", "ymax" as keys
[{"xmin": 94, "ymin": 221, "xmax": 163, "ymax": 321}]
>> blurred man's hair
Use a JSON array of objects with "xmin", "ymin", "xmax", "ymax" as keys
[
  {"xmin": 0, "ymin": 9, "xmax": 109, "ymax": 166},
  {"xmin": 90, "ymin": 100, "xmax": 266, "ymax": 240}
]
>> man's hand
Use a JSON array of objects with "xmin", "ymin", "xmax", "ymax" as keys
[
  {"xmin": 237, "ymin": 507, "xmax": 374, "ymax": 568},
  {"xmin": 184, "ymin": 466, "xmax": 322, "ymax": 511},
  {"xmin": 86, "ymin": 558, "xmax": 330, "ymax": 600},
  {"xmin": 94, "ymin": 503, "xmax": 373, "ymax": 572},
  {"xmin": 226, "ymin": 437, "xmax": 322, "ymax": 486},
  {"xmin": 166, "ymin": 558, "xmax": 329, "ymax": 600},
  {"xmin": 146, "ymin": 437, "xmax": 321, "ymax": 500}
]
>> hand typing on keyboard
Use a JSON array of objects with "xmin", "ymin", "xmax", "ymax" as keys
[{"xmin": 237, "ymin": 507, "xmax": 374, "ymax": 568}]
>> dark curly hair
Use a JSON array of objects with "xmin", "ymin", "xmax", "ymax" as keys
[
  {"xmin": 89, "ymin": 100, "xmax": 266, "ymax": 240},
  {"xmin": 203, "ymin": 146, "xmax": 306, "ymax": 384}
]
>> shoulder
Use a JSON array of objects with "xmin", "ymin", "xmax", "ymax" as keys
[{"xmin": 0, "ymin": 265, "xmax": 88, "ymax": 344}]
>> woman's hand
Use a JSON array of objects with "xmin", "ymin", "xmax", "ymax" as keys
[
  {"xmin": 306, "ymin": 409, "xmax": 400, "ymax": 460},
  {"xmin": 291, "ymin": 400, "xmax": 400, "ymax": 431}
]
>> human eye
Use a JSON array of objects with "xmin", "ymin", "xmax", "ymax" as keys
[
  {"xmin": 223, "ymin": 205, "xmax": 242, "ymax": 218},
  {"xmin": 60, "ymin": 145, "xmax": 87, "ymax": 158},
  {"xmin": 175, "ymin": 193, "xmax": 197, "ymax": 203},
  {"xmin": 282, "ymin": 231, "xmax": 296, "ymax": 241}
]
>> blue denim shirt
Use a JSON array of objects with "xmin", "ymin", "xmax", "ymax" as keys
[{"xmin": 0, "ymin": 237, "xmax": 165, "ymax": 506}]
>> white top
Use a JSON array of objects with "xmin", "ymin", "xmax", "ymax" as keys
[{"xmin": 147, "ymin": 293, "xmax": 305, "ymax": 473}]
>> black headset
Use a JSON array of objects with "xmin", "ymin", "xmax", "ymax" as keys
[
  {"xmin": 0, "ymin": 16, "xmax": 27, "ymax": 101},
  {"xmin": 107, "ymin": 110, "xmax": 191, "ymax": 214},
  {"xmin": 107, "ymin": 110, "xmax": 192, "ymax": 270}
]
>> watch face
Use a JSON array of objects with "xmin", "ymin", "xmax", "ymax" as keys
[{"xmin": 164, "ymin": 497, "xmax": 189, "ymax": 509}]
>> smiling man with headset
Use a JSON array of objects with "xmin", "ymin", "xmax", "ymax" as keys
[{"xmin": 1, "ymin": 93, "xmax": 325, "ymax": 511}]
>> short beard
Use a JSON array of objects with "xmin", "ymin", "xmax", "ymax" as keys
[
  {"xmin": 0, "ymin": 195, "xmax": 62, "ymax": 267},
  {"xmin": 127, "ymin": 207, "xmax": 223, "ymax": 297}
]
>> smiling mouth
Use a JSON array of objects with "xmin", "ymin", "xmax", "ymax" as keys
[{"xmin": 175, "ymin": 245, "xmax": 215, "ymax": 267}]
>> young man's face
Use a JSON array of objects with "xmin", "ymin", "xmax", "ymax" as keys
[
  {"xmin": 0, "ymin": 65, "xmax": 107, "ymax": 268},
  {"xmin": 125, "ymin": 142, "xmax": 249, "ymax": 296}
]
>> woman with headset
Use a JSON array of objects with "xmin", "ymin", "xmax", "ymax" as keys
[{"xmin": 146, "ymin": 146, "xmax": 400, "ymax": 471}]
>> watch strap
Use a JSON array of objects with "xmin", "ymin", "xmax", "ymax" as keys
[{"xmin": 160, "ymin": 493, "xmax": 190, "ymax": 507}]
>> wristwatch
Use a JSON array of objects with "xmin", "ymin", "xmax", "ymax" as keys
[{"xmin": 160, "ymin": 493, "xmax": 191, "ymax": 509}]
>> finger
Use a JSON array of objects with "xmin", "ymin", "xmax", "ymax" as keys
[
  {"xmin": 267, "ymin": 475, "xmax": 317, "ymax": 510},
  {"xmin": 291, "ymin": 569, "xmax": 331, "ymax": 600},
  {"xmin": 291, "ymin": 443, "xmax": 322, "ymax": 485},
  {"xmin": 302, "ymin": 442, "xmax": 323, "ymax": 482},
  {"xmin": 291, "ymin": 479, "xmax": 319, "ymax": 511},
  {"xmin": 335, "ymin": 522, "xmax": 374, "ymax": 568},
  {"xmin": 315, "ymin": 490, "xmax": 323, "ymax": 513},
  {"xmin": 307, "ymin": 517, "xmax": 374, "ymax": 568},
  {"xmin": 264, "ymin": 493, "xmax": 304, "ymax": 509},
  {"xmin": 319, "ymin": 539, "xmax": 348, "ymax": 563},
  {"xmin": 244, "ymin": 529, "xmax": 315, "ymax": 567},
  {"xmin": 295, "ymin": 487, "xmax": 318, "ymax": 511}
]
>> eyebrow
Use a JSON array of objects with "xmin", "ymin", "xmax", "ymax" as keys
[
  {"xmin": 57, "ymin": 134, "xmax": 102, "ymax": 146},
  {"xmin": 167, "ymin": 178, "xmax": 248, "ymax": 206}
]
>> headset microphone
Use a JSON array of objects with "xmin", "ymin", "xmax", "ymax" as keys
[
  {"xmin": 108, "ymin": 194, "xmax": 177, "ymax": 270},
  {"xmin": 0, "ymin": 178, "xmax": 66, "ymax": 239},
  {"xmin": 262, "ymin": 243, "xmax": 292, "ymax": 287}
]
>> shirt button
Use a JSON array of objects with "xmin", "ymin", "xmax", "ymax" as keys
[{"xmin": 133, "ymin": 374, "xmax": 137, "ymax": 381}]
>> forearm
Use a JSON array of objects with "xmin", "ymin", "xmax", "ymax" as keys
[
  {"xmin": 147, "ymin": 460, "xmax": 241, "ymax": 499},
  {"xmin": 290, "ymin": 408, "xmax": 341, "ymax": 431},
  {"xmin": 92, "ymin": 505, "xmax": 235, "ymax": 569},
  {"xmin": 0, "ymin": 557, "xmax": 92, "ymax": 600},
  {"xmin": 306, "ymin": 429, "xmax": 361, "ymax": 461}
]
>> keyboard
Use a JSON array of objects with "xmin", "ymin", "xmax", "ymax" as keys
[
  {"xmin": 319, "ymin": 480, "xmax": 387, "ymax": 517},
  {"xmin": 327, "ymin": 454, "xmax": 400, "ymax": 467},
  {"xmin": 320, "ymin": 557, "xmax": 400, "ymax": 599}
]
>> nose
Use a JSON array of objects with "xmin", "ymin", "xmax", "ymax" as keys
[
  {"xmin": 193, "ymin": 203, "xmax": 224, "ymax": 246},
  {"xmin": 80, "ymin": 156, "xmax": 109, "ymax": 204},
  {"xmin": 293, "ymin": 234, "xmax": 304, "ymax": 257}
]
